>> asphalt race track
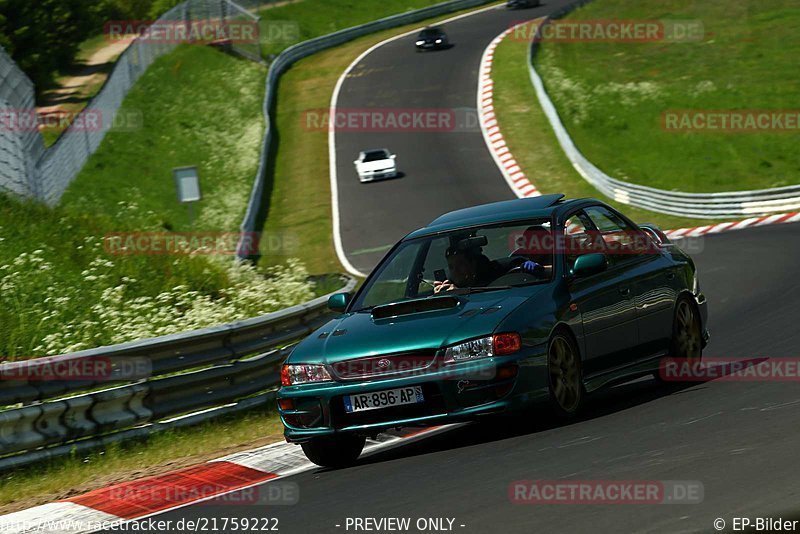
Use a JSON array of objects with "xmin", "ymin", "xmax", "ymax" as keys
[
  {"xmin": 119, "ymin": 3, "xmax": 800, "ymax": 533},
  {"xmin": 333, "ymin": 1, "xmax": 574, "ymax": 274}
]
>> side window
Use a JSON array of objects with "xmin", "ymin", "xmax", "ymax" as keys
[
  {"xmin": 563, "ymin": 213, "xmax": 601, "ymax": 272},
  {"xmin": 584, "ymin": 206, "xmax": 645, "ymax": 265}
]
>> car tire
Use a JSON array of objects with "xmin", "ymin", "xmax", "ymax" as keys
[
  {"xmin": 301, "ymin": 434, "xmax": 366, "ymax": 468},
  {"xmin": 654, "ymin": 297, "xmax": 703, "ymax": 383},
  {"xmin": 547, "ymin": 330, "xmax": 584, "ymax": 417}
]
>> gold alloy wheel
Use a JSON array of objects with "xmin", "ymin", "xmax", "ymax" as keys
[{"xmin": 548, "ymin": 333, "xmax": 582, "ymax": 414}]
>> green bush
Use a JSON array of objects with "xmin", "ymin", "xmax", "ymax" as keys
[{"xmin": 0, "ymin": 0, "xmax": 98, "ymax": 89}]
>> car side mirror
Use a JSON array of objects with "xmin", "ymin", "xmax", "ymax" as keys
[
  {"xmin": 353, "ymin": 159, "xmax": 359, "ymax": 165},
  {"xmin": 328, "ymin": 292, "xmax": 351, "ymax": 312},
  {"xmin": 390, "ymin": 154, "xmax": 396, "ymax": 159},
  {"xmin": 571, "ymin": 253, "xmax": 607, "ymax": 278}
]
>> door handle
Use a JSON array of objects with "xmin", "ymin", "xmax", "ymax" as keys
[
  {"xmin": 666, "ymin": 271, "xmax": 676, "ymax": 280},
  {"xmin": 619, "ymin": 287, "xmax": 631, "ymax": 296}
]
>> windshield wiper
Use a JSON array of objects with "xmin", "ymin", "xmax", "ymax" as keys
[
  {"xmin": 456, "ymin": 285, "xmax": 512, "ymax": 294},
  {"xmin": 510, "ymin": 280, "xmax": 548, "ymax": 287},
  {"xmin": 355, "ymin": 285, "xmax": 511, "ymax": 311}
]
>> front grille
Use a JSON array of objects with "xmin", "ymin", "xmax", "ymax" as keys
[
  {"xmin": 328, "ymin": 351, "xmax": 437, "ymax": 381},
  {"xmin": 330, "ymin": 383, "xmax": 446, "ymax": 428}
]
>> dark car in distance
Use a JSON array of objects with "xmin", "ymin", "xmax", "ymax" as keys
[
  {"xmin": 507, "ymin": 0, "xmax": 541, "ymax": 8},
  {"xmin": 415, "ymin": 26, "xmax": 449, "ymax": 51}
]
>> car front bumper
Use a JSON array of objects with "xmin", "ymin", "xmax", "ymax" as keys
[
  {"xmin": 359, "ymin": 170, "xmax": 397, "ymax": 182},
  {"xmin": 278, "ymin": 344, "xmax": 549, "ymax": 442}
]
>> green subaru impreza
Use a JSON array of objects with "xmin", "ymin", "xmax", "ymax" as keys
[{"xmin": 278, "ymin": 195, "xmax": 708, "ymax": 467}]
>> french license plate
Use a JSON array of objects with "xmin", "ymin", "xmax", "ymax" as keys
[{"xmin": 343, "ymin": 386, "xmax": 424, "ymax": 413}]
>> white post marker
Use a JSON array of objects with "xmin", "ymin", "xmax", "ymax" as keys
[{"xmin": 173, "ymin": 166, "xmax": 202, "ymax": 227}]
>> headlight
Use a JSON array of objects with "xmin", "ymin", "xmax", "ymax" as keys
[
  {"xmin": 444, "ymin": 333, "xmax": 521, "ymax": 363},
  {"xmin": 416, "ymin": 40, "xmax": 425, "ymax": 45},
  {"xmin": 281, "ymin": 364, "xmax": 332, "ymax": 386},
  {"xmin": 435, "ymin": 38, "xmax": 443, "ymax": 43}
]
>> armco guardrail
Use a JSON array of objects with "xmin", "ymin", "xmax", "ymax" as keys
[
  {"xmin": 526, "ymin": 3, "xmax": 800, "ymax": 219},
  {"xmin": 0, "ymin": 275, "xmax": 356, "ymax": 472},
  {"xmin": 236, "ymin": 0, "xmax": 495, "ymax": 258}
]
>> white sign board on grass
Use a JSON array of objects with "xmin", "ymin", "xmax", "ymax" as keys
[{"xmin": 173, "ymin": 166, "xmax": 202, "ymax": 203}]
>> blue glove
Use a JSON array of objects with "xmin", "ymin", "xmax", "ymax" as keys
[{"xmin": 520, "ymin": 260, "xmax": 543, "ymax": 274}]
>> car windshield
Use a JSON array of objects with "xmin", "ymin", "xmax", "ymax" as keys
[
  {"xmin": 351, "ymin": 219, "xmax": 554, "ymax": 310},
  {"xmin": 419, "ymin": 28, "xmax": 442, "ymax": 38},
  {"xmin": 363, "ymin": 150, "xmax": 388, "ymax": 162}
]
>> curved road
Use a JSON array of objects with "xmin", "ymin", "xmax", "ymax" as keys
[
  {"xmin": 124, "ymin": 2, "xmax": 800, "ymax": 533},
  {"xmin": 332, "ymin": 2, "xmax": 573, "ymax": 273}
]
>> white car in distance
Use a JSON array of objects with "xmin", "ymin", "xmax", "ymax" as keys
[{"xmin": 354, "ymin": 149, "xmax": 398, "ymax": 183}]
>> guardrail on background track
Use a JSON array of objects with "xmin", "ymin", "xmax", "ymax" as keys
[
  {"xmin": 0, "ymin": 275, "xmax": 356, "ymax": 472},
  {"xmin": 526, "ymin": 2, "xmax": 800, "ymax": 219},
  {"xmin": 235, "ymin": 0, "xmax": 496, "ymax": 258}
]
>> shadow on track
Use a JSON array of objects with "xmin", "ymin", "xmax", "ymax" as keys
[
  {"xmin": 352, "ymin": 376, "xmax": 703, "ymax": 468},
  {"xmin": 300, "ymin": 357, "xmax": 772, "ymax": 474}
]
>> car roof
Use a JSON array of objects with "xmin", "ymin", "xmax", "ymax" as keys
[{"xmin": 405, "ymin": 194, "xmax": 595, "ymax": 239}]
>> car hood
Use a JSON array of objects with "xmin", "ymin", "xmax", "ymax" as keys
[
  {"xmin": 357, "ymin": 159, "xmax": 394, "ymax": 171},
  {"xmin": 291, "ymin": 287, "xmax": 545, "ymax": 364}
]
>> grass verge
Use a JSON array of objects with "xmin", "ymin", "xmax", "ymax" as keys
[
  {"xmin": 60, "ymin": 44, "xmax": 266, "ymax": 233},
  {"xmin": 1, "ymin": 45, "xmax": 319, "ymax": 358},
  {"xmin": 492, "ymin": 21, "xmax": 718, "ymax": 229},
  {"xmin": 0, "ymin": 408, "xmax": 284, "ymax": 515},
  {"xmin": 533, "ymin": 0, "xmax": 800, "ymax": 193}
]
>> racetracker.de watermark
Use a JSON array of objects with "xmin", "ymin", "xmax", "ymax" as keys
[
  {"xmin": 103, "ymin": 232, "xmax": 299, "ymax": 256},
  {"xmin": 0, "ymin": 356, "xmax": 151, "ymax": 381},
  {"xmin": 662, "ymin": 110, "xmax": 800, "ymax": 133},
  {"xmin": 262, "ymin": 20, "xmax": 300, "ymax": 44},
  {"xmin": 301, "ymin": 107, "xmax": 480, "ymax": 132},
  {"xmin": 511, "ymin": 19, "xmax": 704, "ymax": 43},
  {"xmin": 104, "ymin": 20, "xmax": 259, "ymax": 44},
  {"xmin": 659, "ymin": 357, "xmax": 800, "ymax": 382},
  {"xmin": 508, "ymin": 230, "xmax": 705, "ymax": 255},
  {"xmin": 0, "ymin": 109, "xmax": 142, "ymax": 132},
  {"xmin": 509, "ymin": 480, "xmax": 704, "ymax": 504},
  {"xmin": 105, "ymin": 481, "xmax": 299, "ymax": 506},
  {"xmin": 326, "ymin": 358, "xmax": 499, "ymax": 382}
]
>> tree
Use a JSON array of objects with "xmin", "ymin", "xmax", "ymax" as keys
[{"xmin": 0, "ymin": 0, "xmax": 102, "ymax": 89}]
